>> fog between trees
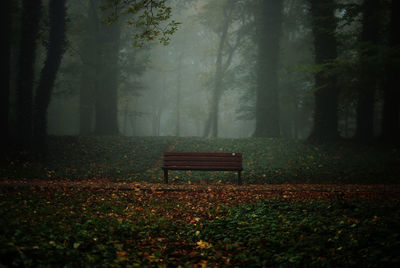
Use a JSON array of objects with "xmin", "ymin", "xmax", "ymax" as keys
[{"xmin": 6, "ymin": 0, "xmax": 400, "ymax": 145}]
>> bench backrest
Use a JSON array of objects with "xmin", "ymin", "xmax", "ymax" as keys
[{"xmin": 163, "ymin": 152, "xmax": 242, "ymax": 171}]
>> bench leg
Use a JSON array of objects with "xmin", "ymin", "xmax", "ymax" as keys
[
  {"xmin": 238, "ymin": 170, "xmax": 242, "ymax": 185},
  {"xmin": 164, "ymin": 169, "xmax": 169, "ymax": 184}
]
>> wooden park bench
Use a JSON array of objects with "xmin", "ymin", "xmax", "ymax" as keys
[{"xmin": 162, "ymin": 152, "xmax": 243, "ymax": 185}]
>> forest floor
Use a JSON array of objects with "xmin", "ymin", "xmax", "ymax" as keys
[
  {"xmin": 0, "ymin": 178, "xmax": 399, "ymax": 200},
  {"xmin": 1, "ymin": 136, "xmax": 399, "ymax": 266},
  {"xmin": 1, "ymin": 135, "xmax": 400, "ymax": 184},
  {"xmin": 1, "ymin": 181, "xmax": 399, "ymax": 267}
]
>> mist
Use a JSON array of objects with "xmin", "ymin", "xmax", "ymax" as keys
[
  {"xmin": 3, "ymin": 0, "xmax": 395, "ymax": 143},
  {"xmin": 45, "ymin": 0, "xmax": 313, "ymax": 139},
  {"xmin": 2, "ymin": 0, "xmax": 400, "ymax": 266}
]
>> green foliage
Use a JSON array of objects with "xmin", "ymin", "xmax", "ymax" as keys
[
  {"xmin": 171, "ymin": 137, "xmax": 400, "ymax": 184},
  {"xmin": 0, "ymin": 190, "xmax": 188, "ymax": 266},
  {"xmin": 0, "ymin": 189, "xmax": 398, "ymax": 266},
  {"xmin": 101, "ymin": 0, "xmax": 180, "ymax": 46},
  {"xmin": 195, "ymin": 199, "xmax": 400, "ymax": 266},
  {"xmin": 0, "ymin": 136, "xmax": 173, "ymax": 181}
]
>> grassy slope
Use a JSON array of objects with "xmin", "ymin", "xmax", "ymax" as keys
[
  {"xmin": 1, "ymin": 135, "xmax": 399, "ymax": 183},
  {"xmin": 173, "ymin": 137, "xmax": 400, "ymax": 184},
  {"xmin": 1, "ymin": 136, "xmax": 399, "ymax": 266}
]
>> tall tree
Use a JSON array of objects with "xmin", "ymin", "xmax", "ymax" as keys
[
  {"xmin": 33, "ymin": 0, "xmax": 67, "ymax": 148},
  {"xmin": 354, "ymin": 0, "xmax": 381, "ymax": 141},
  {"xmin": 76, "ymin": 0, "xmax": 121, "ymax": 135},
  {"xmin": 79, "ymin": 0, "xmax": 98, "ymax": 135},
  {"xmin": 202, "ymin": 0, "xmax": 245, "ymax": 137},
  {"xmin": 308, "ymin": 0, "xmax": 340, "ymax": 142},
  {"xmin": 2, "ymin": 0, "xmax": 12, "ymax": 145},
  {"xmin": 202, "ymin": 0, "xmax": 232, "ymax": 137},
  {"xmin": 381, "ymin": 0, "xmax": 400, "ymax": 142},
  {"xmin": 79, "ymin": 0, "xmax": 178, "ymax": 135},
  {"xmin": 253, "ymin": 0, "xmax": 284, "ymax": 138},
  {"xmin": 175, "ymin": 53, "xmax": 183, "ymax": 136},
  {"xmin": 16, "ymin": 0, "xmax": 42, "ymax": 148},
  {"xmin": 93, "ymin": 10, "xmax": 121, "ymax": 135}
]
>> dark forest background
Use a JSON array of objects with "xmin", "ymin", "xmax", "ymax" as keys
[{"xmin": 2, "ymin": 0, "xmax": 400, "ymax": 151}]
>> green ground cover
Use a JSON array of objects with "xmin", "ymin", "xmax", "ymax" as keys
[
  {"xmin": 1, "ymin": 136, "xmax": 399, "ymax": 184},
  {"xmin": 0, "ymin": 188, "xmax": 399, "ymax": 267},
  {"xmin": 1, "ymin": 136, "xmax": 399, "ymax": 266},
  {"xmin": 1, "ymin": 136, "xmax": 173, "ymax": 181},
  {"xmin": 172, "ymin": 137, "xmax": 400, "ymax": 184}
]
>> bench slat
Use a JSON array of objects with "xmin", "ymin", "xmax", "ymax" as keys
[
  {"xmin": 163, "ymin": 166, "xmax": 242, "ymax": 171},
  {"xmin": 164, "ymin": 157, "xmax": 241, "ymax": 162},
  {"xmin": 164, "ymin": 152, "xmax": 241, "ymax": 157},
  {"xmin": 164, "ymin": 161, "xmax": 241, "ymax": 167},
  {"xmin": 162, "ymin": 152, "xmax": 243, "ymax": 185}
]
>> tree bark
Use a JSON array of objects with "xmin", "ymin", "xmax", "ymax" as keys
[
  {"xmin": 253, "ymin": 0, "xmax": 283, "ymax": 138},
  {"xmin": 94, "ymin": 7, "xmax": 121, "ymax": 135},
  {"xmin": 355, "ymin": 0, "xmax": 380, "ymax": 141},
  {"xmin": 381, "ymin": 0, "xmax": 400, "ymax": 142},
  {"xmin": 307, "ymin": 0, "xmax": 340, "ymax": 142},
  {"xmin": 79, "ymin": 0, "xmax": 98, "ymax": 135},
  {"xmin": 210, "ymin": 21, "xmax": 227, "ymax": 138},
  {"xmin": 79, "ymin": 76, "xmax": 95, "ymax": 135},
  {"xmin": 2, "ymin": 0, "xmax": 11, "ymax": 145},
  {"xmin": 33, "ymin": 0, "xmax": 67, "ymax": 149},
  {"xmin": 203, "ymin": 2, "xmax": 234, "ymax": 138},
  {"xmin": 175, "ymin": 53, "xmax": 183, "ymax": 137},
  {"xmin": 16, "ymin": 0, "xmax": 42, "ymax": 148}
]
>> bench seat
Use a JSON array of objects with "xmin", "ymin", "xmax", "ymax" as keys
[{"xmin": 162, "ymin": 152, "xmax": 243, "ymax": 185}]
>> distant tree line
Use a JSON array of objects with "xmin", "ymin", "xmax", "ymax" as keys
[
  {"xmin": 199, "ymin": 0, "xmax": 399, "ymax": 143},
  {"xmin": 3, "ymin": 0, "xmax": 177, "ymax": 152},
  {"xmin": 3, "ymin": 0, "xmax": 399, "ymax": 151}
]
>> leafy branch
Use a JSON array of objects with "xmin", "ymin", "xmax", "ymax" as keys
[{"xmin": 101, "ymin": 0, "xmax": 180, "ymax": 46}]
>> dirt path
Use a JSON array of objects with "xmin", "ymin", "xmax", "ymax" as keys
[
  {"xmin": 150, "ymin": 140, "xmax": 178, "ymax": 170},
  {"xmin": 1, "ymin": 178, "xmax": 399, "ymax": 200}
]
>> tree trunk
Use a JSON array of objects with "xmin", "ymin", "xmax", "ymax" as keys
[
  {"xmin": 175, "ymin": 54, "xmax": 183, "ymax": 137},
  {"xmin": 355, "ymin": 0, "xmax": 380, "ymax": 141},
  {"xmin": 123, "ymin": 101, "xmax": 128, "ymax": 135},
  {"xmin": 94, "ymin": 5, "xmax": 121, "ymax": 135},
  {"xmin": 79, "ymin": 0, "xmax": 98, "ymax": 135},
  {"xmin": 253, "ymin": 0, "xmax": 283, "ymax": 138},
  {"xmin": 79, "ymin": 76, "xmax": 95, "ymax": 135},
  {"xmin": 33, "ymin": 0, "xmax": 67, "ymax": 149},
  {"xmin": 307, "ymin": 0, "xmax": 340, "ymax": 142},
  {"xmin": 211, "ymin": 81, "xmax": 223, "ymax": 138},
  {"xmin": 16, "ymin": 0, "xmax": 42, "ymax": 149},
  {"xmin": 203, "ymin": 3, "xmax": 232, "ymax": 138},
  {"xmin": 2, "ymin": 0, "xmax": 11, "ymax": 145},
  {"xmin": 355, "ymin": 87, "xmax": 375, "ymax": 140},
  {"xmin": 210, "ymin": 37, "xmax": 226, "ymax": 138},
  {"xmin": 157, "ymin": 75, "xmax": 167, "ymax": 136},
  {"xmin": 129, "ymin": 112, "xmax": 136, "ymax": 136},
  {"xmin": 203, "ymin": 112, "xmax": 212, "ymax": 137},
  {"xmin": 381, "ymin": 0, "xmax": 400, "ymax": 142}
]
